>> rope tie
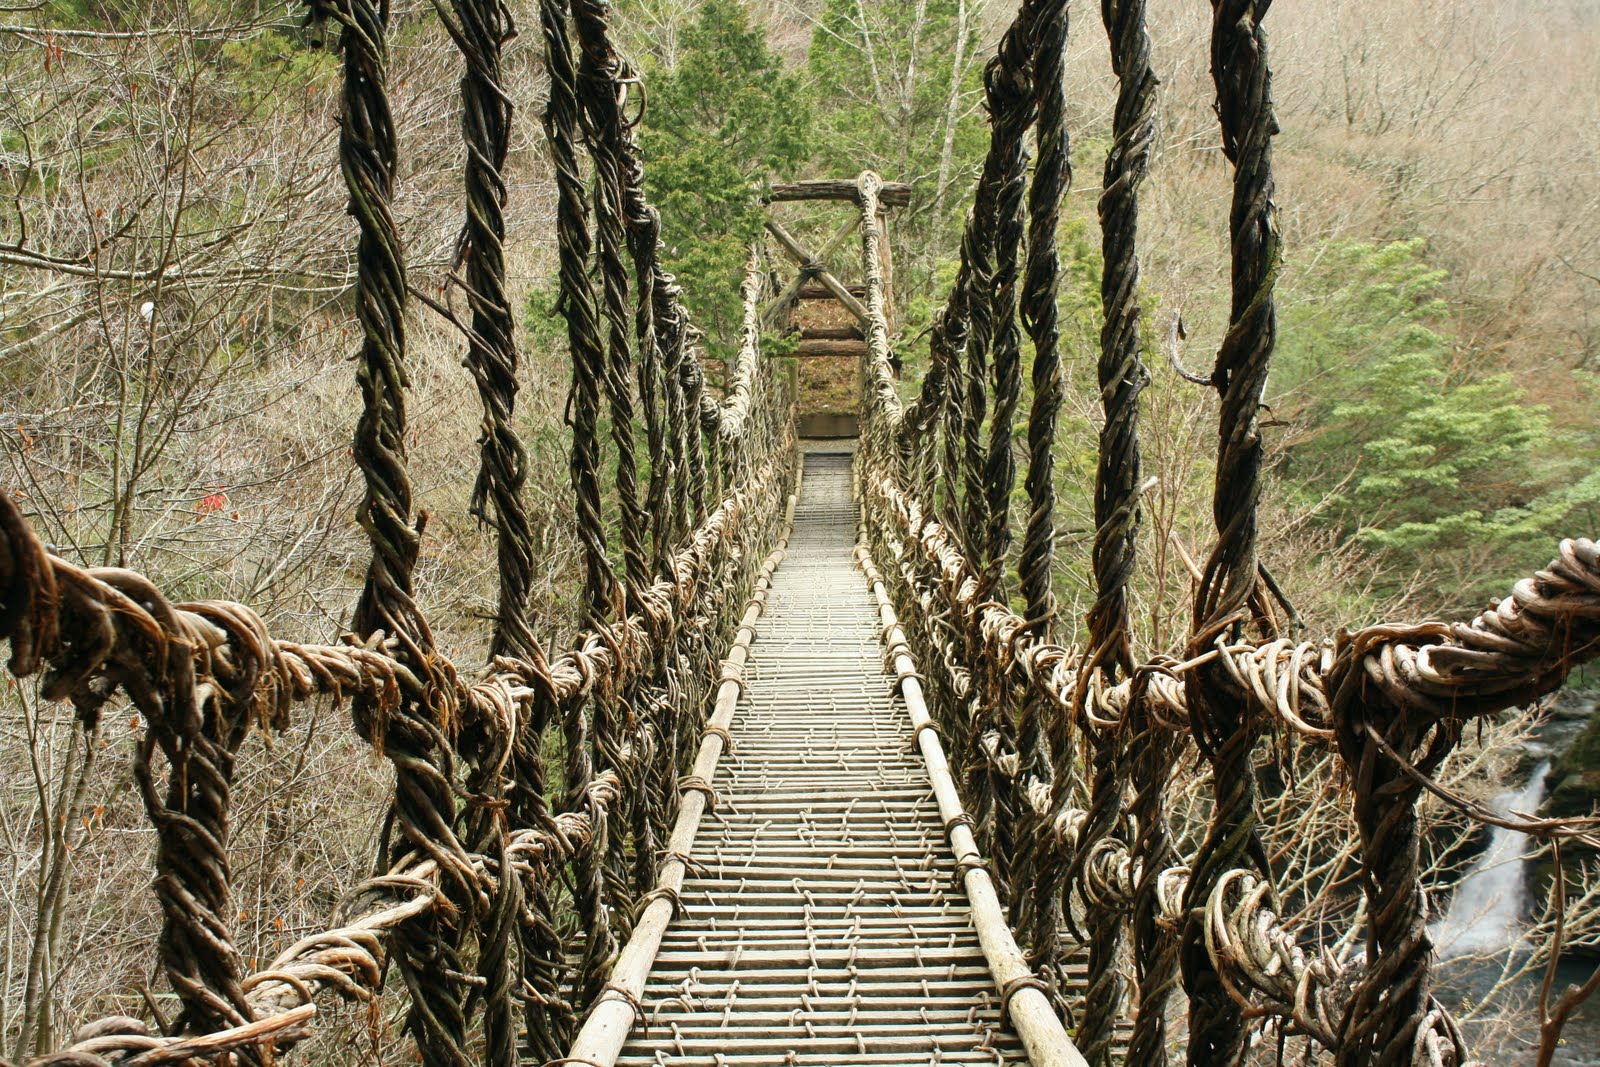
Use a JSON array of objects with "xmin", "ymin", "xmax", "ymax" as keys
[
  {"xmin": 656, "ymin": 848, "xmax": 710, "ymax": 877},
  {"xmin": 590, "ymin": 983, "xmax": 647, "ymax": 1032},
  {"xmin": 676, "ymin": 775, "xmax": 718, "ymax": 812},
  {"xmin": 718, "ymin": 662, "xmax": 748, "ymax": 695},
  {"xmin": 637, "ymin": 885, "xmax": 684, "ymax": 921},
  {"xmin": 703, "ymin": 725, "xmax": 736, "ymax": 754},
  {"xmin": 944, "ymin": 812, "xmax": 978, "ymax": 834},
  {"xmin": 889, "ymin": 669, "xmax": 924, "ymax": 696},
  {"xmin": 955, "ymin": 855, "xmax": 990, "ymax": 881},
  {"xmin": 998, "ymin": 974, "xmax": 1051, "ymax": 1023}
]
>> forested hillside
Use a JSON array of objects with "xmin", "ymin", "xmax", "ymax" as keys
[
  {"xmin": 615, "ymin": 0, "xmax": 1600, "ymax": 623},
  {"xmin": 0, "ymin": 0, "xmax": 1595, "ymax": 1062}
]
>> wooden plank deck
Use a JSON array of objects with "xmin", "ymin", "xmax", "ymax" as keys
[{"xmin": 613, "ymin": 452, "xmax": 1033, "ymax": 1066}]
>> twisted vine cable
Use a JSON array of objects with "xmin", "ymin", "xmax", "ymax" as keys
[
  {"xmin": 978, "ymin": 6, "xmax": 1039, "ymax": 607},
  {"xmin": 1017, "ymin": 0, "xmax": 1070, "ymax": 649},
  {"xmin": 572, "ymin": 0, "xmax": 656, "ymax": 944},
  {"xmin": 566, "ymin": 672, "xmax": 616, "ymax": 1010},
  {"xmin": 539, "ymin": 0, "xmax": 618, "ymax": 1015},
  {"xmin": 1180, "ymin": 3, "xmax": 1283, "ymax": 1063},
  {"xmin": 312, "ymin": 0, "xmax": 439, "ymax": 668},
  {"xmin": 959, "ymin": 213, "xmax": 995, "ymax": 565},
  {"xmin": 458, "ymin": 714, "xmax": 520, "ymax": 1067},
  {"xmin": 306, "ymin": 4, "xmax": 476, "ymax": 1064},
  {"xmin": 635, "ymin": 225, "xmax": 672, "ymax": 578},
  {"xmin": 134, "ymin": 601, "xmax": 257, "ymax": 1035},
  {"xmin": 541, "ymin": 0, "xmax": 615, "ymax": 625},
  {"xmin": 635, "ymin": 682, "xmax": 670, "ymax": 889},
  {"xmin": 936, "ymin": 265, "xmax": 971, "ymax": 537},
  {"xmin": 1071, "ymin": 735, "xmax": 1127, "ymax": 1067},
  {"xmin": 660, "ymin": 276, "xmax": 697, "ymax": 542},
  {"xmin": 435, "ymin": 1, "xmax": 543, "ymax": 1046},
  {"xmin": 1330, "ymin": 664, "xmax": 1466, "ymax": 1066},
  {"xmin": 1014, "ymin": 0, "xmax": 1071, "ymax": 971},
  {"xmin": 1125, "ymin": 703, "xmax": 1182, "ymax": 1067},
  {"xmin": 510, "ymin": 731, "xmax": 573, "ymax": 1057},
  {"xmin": 1084, "ymin": 0, "xmax": 1154, "ymax": 703},
  {"xmin": 954, "ymin": 0, "xmax": 1043, "ymax": 871},
  {"xmin": 1091, "ymin": 4, "xmax": 1177, "ymax": 1060},
  {"xmin": 620, "ymin": 186, "xmax": 675, "ymax": 580},
  {"xmin": 439, "ymin": 0, "xmax": 539, "ymax": 663},
  {"xmin": 574, "ymin": 0, "xmax": 686, "ymax": 574},
  {"xmin": 1062, "ymin": 0, "xmax": 1160, "ymax": 1060},
  {"xmin": 574, "ymin": 0, "xmax": 647, "ymax": 604}
]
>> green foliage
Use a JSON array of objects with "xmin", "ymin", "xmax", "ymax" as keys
[
  {"xmin": 806, "ymin": 0, "xmax": 985, "ymax": 298},
  {"xmin": 522, "ymin": 278, "xmax": 569, "ymax": 358},
  {"xmin": 41, "ymin": 0, "xmax": 274, "ymax": 31},
  {"xmin": 217, "ymin": 30, "xmax": 337, "ymax": 106},
  {"xmin": 1273, "ymin": 239, "xmax": 1598, "ymax": 602},
  {"xmin": 641, "ymin": 0, "xmax": 809, "ymax": 343}
]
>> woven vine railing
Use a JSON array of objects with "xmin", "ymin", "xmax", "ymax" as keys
[
  {"xmin": 1, "ymin": 0, "xmax": 1598, "ymax": 1066},
  {"xmin": 0, "ymin": 0, "xmax": 792, "ymax": 1064},
  {"xmin": 856, "ymin": 1, "xmax": 1600, "ymax": 1067}
]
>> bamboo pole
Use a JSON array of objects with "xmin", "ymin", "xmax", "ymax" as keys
[
  {"xmin": 560, "ymin": 464, "xmax": 803, "ymax": 1067},
  {"xmin": 853, "ymin": 509, "xmax": 1091, "ymax": 1067}
]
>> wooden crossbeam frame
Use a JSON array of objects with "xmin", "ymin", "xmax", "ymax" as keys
[
  {"xmin": 767, "ymin": 178, "xmax": 912, "ymax": 206},
  {"xmin": 758, "ymin": 216, "xmax": 858, "ymax": 328},
  {"xmin": 764, "ymin": 218, "xmax": 869, "ymax": 325}
]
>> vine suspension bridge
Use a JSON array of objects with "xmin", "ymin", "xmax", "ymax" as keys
[{"xmin": 0, "ymin": 1, "xmax": 1597, "ymax": 1066}]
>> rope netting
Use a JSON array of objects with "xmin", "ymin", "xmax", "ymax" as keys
[
  {"xmin": 855, "ymin": 2, "xmax": 1600, "ymax": 1066},
  {"xmin": 0, "ymin": 0, "xmax": 792, "ymax": 1064}
]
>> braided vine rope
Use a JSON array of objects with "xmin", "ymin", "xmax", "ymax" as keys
[
  {"xmin": 1071, "ymin": 0, "xmax": 1162, "ymax": 1061},
  {"xmin": 573, "ymin": 0, "xmax": 647, "ymax": 603},
  {"xmin": 1179, "ymin": 3, "xmax": 1282, "ymax": 1060},
  {"xmin": 976, "ymin": 3, "xmax": 1040, "ymax": 606},
  {"xmin": 1017, "ymin": 1, "xmax": 1069, "ymax": 644},
  {"xmin": 541, "ymin": 0, "xmax": 615, "ymax": 625},
  {"xmin": 135, "ymin": 595, "xmax": 262, "ymax": 1034},
  {"xmin": 837, "ymin": 0, "xmax": 1598, "ymax": 1062},
  {"xmin": 304, "ymin": 3, "xmax": 479, "ymax": 1062},
  {"xmin": 435, "ymin": 0, "xmax": 539, "ymax": 1057},
  {"xmin": 439, "ymin": 0, "xmax": 539, "ymax": 664},
  {"xmin": 1013, "ymin": 0, "xmax": 1072, "ymax": 980}
]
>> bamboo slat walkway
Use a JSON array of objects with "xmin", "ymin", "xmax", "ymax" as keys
[{"xmin": 610, "ymin": 452, "xmax": 1035, "ymax": 1065}]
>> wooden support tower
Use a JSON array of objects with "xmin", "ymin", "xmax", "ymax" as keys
[{"xmin": 762, "ymin": 178, "xmax": 902, "ymax": 439}]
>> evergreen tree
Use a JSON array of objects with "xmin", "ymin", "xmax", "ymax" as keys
[
  {"xmin": 1272, "ymin": 238, "xmax": 1596, "ymax": 603},
  {"xmin": 641, "ymin": 0, "xmax": 809, "ymax": 341}
]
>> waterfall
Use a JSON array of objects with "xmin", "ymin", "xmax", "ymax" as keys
[{"xmin": 1433, "ymin": 760, "xmax": 1551, "ymax": 959}]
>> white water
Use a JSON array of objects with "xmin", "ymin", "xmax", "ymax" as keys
[{"xmin": 1432, "ymin": 760, "xmax": 1551, "ymax": 958}]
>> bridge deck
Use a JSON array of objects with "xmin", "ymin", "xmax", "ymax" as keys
[{"xmin": 616, "ymin": 453, "xmax": 1031, "ymax": 1066}]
